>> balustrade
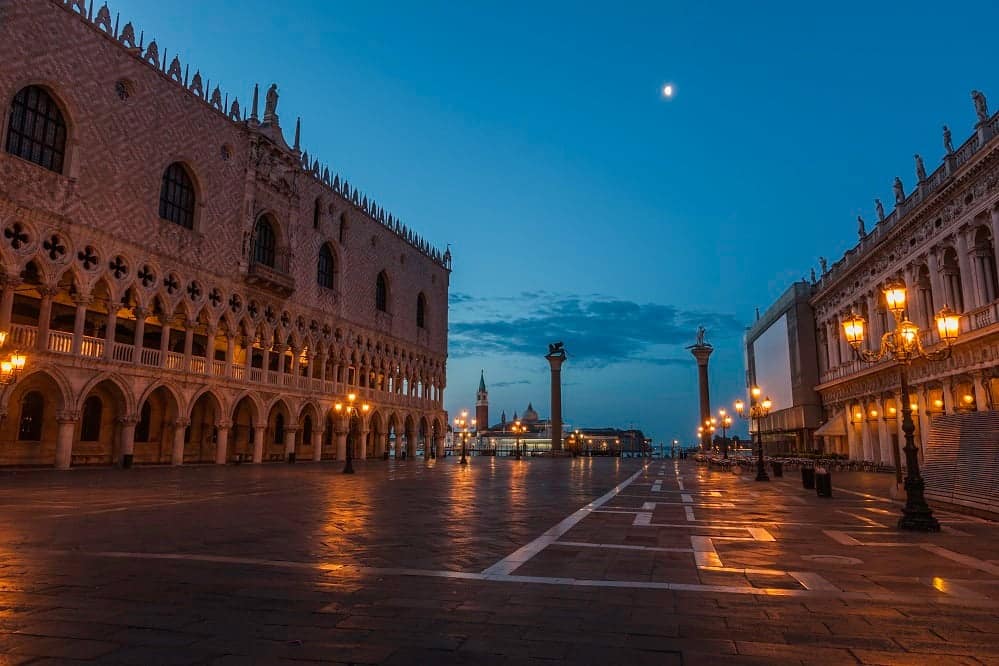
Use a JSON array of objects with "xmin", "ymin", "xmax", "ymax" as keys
[
  {"xmin": 212, "ymin": 359, "xmax": 225, "ymax": 376},
  {"xmin": 139, "ymin": 347, "xmax": 160, "ymax": 366},
  {"xmin": 249, "ymin": 367, "xmax": 262, "ymax": 383},
  {"xmin": 47, "ymin": 330, "xmax": 73, "ymax": 354},
  {"xmin": 190, "ymin": 357, "xmax": 207, "ymax": 374},
  {"xmin": 165, "ymin": 351, "xmax": 184, "ymax": 371},
  {"xmin": 80, "ymin": 336, "xmax": 103, "ymax": 358},
  {"xmin": 112, "ymin": 342, "xmax": 133, "ymax": 363},
  {"xmin": 231, "ymin": 365, "xmax": 245, "ymax": 381}
]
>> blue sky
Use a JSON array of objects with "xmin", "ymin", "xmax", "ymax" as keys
[{"xmin": 112, "ymin": 0, "xmax": 999, "ymax": 444}]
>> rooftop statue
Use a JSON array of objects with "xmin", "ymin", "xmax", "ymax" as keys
[
  {"xmin": 857, "ymin": 215, "xmax": 866, "ymax": 239},
  {"xmin": 943, "ymin": 125, "xmax": 954, "ymax": 154},
  {"xmin": 893, "ymin": 177, "xmax": 905, "ymax": 205},
  {"xmin": 915, "ymin": 154, "xmax": 926, "ymax": 182},
  {"xmin": 819, "ymin": 256, "xmax": 828, "ymax": 274},
  {"xmin": 695, "ymin": 326, "xmax": 706, "ymax": 346},
  {"xmin": 264, "ymin": 83, "xmax": 279, "ymax": 121},
  {"xmin": 875, "ymin": 198, "xmax": 885, "ymax": 223},
  {"xmin": 972, "ymin": 90, "xmax": 989, "ymax": 124}
]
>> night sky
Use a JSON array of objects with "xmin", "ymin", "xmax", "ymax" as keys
[{"xmin": 112, "ymin": 0, "xmax": 999, "ymax": 444}]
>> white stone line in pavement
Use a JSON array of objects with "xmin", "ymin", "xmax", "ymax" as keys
[
  {"xmin": 925, "ymin": 576, "xmax": 989, "ymax": 599},
  {"xmin": 480, "ymin": 465, "xmax": 647, "ymax": 576},
  {"xmin": 555, "ymin": 541, "xmax": 693, "ymax": 553},
  {"xmin": 788, "ymin": 571, "xmax": 840, "ymax": 591},
  {"xmin": 685, "ymin": 506, "xmax": 696, "ymax": 522},
  {"xmin": 824, "ymin": 530, "xmax": 863, "ymax": 546},
  {"xmin": 835, "ymin": 509, "xmax": 889, "ymax": 528},
  {"xmin": 921, "ymin": 544, "xmax": 999, "ymax": 576},
  {"xmin": 633, "ymin": 512, "xmax": 652, "ymax": 526},
  {"xmin": 641, "ymin": 501, "xmax": 736, "ymax": 509}
]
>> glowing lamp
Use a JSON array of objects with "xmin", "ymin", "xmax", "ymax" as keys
[
  {"xmin": 843, "ymin": 311, "xmax": 866, "ymax": 348},
  {"xmin": 761, "ymin": 397, "xmax": 772, "ymax": 411},
  {"xmin": 0, "ymin": 331, "xmax": 7, "ymax": 346},
  {"xmin": 870, "ymin": 409, "xmax": 879, "ymax": 418},
  {"xmin": 0, "ymin": 361, "xmax": 11, "ymax": 376},
  {"xmin": 734, "ymin": 399, "xmax": 745, "ymax": 414},
  {"xmin": 910, "ymin": 404, "xmax": 918, "ymax": 413},
  {"xmin": 854, "ymin": 411, "xmax": 863, "ymax": 421},
  {"xmin": 751, "ymin": 386, "xmax": 762, "ymax": 399},
  {"xmin": 899, "ymin": 320, "xmax": 919, "ymax": 348},
  {"xmin": 361, "ymin": 403, "xmax": 370, "ymax": 412},
  {"xmin": 933, "ymin": 399, "xmax": 944, "ymax": 409},
  {"xmin": 347, "ymin": 392, "xmax": 356, "ymax": 402},
  {"xmin": 334, "ymin": 402, "xmax": 343, "ymax": 412},
  {"xmin": 884, "ymin": 281, "xmax": 907, "ymax": 315},
  {"xmin": 888, "ymin": 407, "xmax": 897, "ymax": 416},
  {"xmin": 962, "ymin": 394, "xmax": 974, "ymax": 405},
  {"xmin": 935, "ymin": 306, "xmax": 960, "ymax": 343}
]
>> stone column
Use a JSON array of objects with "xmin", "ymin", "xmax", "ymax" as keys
[
  {"xmin": 312, "ymin": 428, "xmax": 323, "ymax": 462},
  {"xmin": 0, "ymin": 278, "xmax": 19, "ymax": 333},
  {"xmin": 844, "ymin": 408, "xmax": 860, "ymax": 460},
  {"xmin": 70, "ymin": 295, "xmax": 91, "ymax": 356},
  {"xmin": 159, "ymin": 318, "xmax": 172, "ymax": 367},
  {"xmin": 942, "ymin": 379, "xmax": 955, "ymax": 414},
  {"xmin": 55, "ymin": 410, "xmax": 78, "ymax": 469},
  {"xmin": 118, "ymin": 416, "xmax": 137, "ymax": 468},
  {"xmin": 916, "ymin": 387, "xmax": 932, "ymax": 452},
  {"xmin": 244, "ymin": 337, "xmax": 253, "ymax": 378},
  {"xmin": 545, "ymin": 347, "xmax": 568, "ymax": 452},
  {"xmin": 689, "ymin": 344, "xmax": 713, "ymax": 451},
  {"xmin": 990, "ymin": 209, "xmax": 999, "ymax": 277},
  {"xmin": 182, "ymin": 324, "xmax": 195, "ymax": 372},
  {"xmin": 335, "ymin": 432, "xmax": 347, "ymax": 461},
  {"xmin": 973, "ymin": 373, "xmax": 989, "ymax": 411},
  {"xmin": 276, "ymin": 345, "xmax": 287, "ymax": 375},
  {"xmin": 171, "ymin": 418, "xmax": 190, "ymax": 465},
  {"xmin": 406, "ymin": 433, "xmax": 417, "ymax": 459},
  {"xmin": 356, "ymin": 427, "xmax": 368, "ymax": 459},
  {"xmin": 132, "ymin": 307, "xmax": 146, "ymax": 364},
  {"xmin": 215, "ymin": 422, "xmax": 230, "ymax": 464},
  {"xmin": 927, "ymin": 250, "xmax": 945, "ymax": 314},
  {"xmin": 956, "ymin": 231, "xmax": 976, "ymax": 311},
  {"xmin": 103, "ymin": 306, "xmax": 118, "ymax": 362},
  {"xmin": 860, "ymin": 411, "xmax": 874, "ymax": 461},
  {"xmin": 283, "ymin": 425, "xmax": 298, "ymax": 463},
  {"xmin": 35, "ymin": 287, "xmax": 54, "ymax": 352},
  {"xmin": 261, "ymin": 347, "xmax": 271, "ymax": 378},
  {"xmin": 225, "ymin": 335, "xmax": 235, "ymax": 377},
  {"xmin": 252, "ymin": 425, "xmax": 265, "ymax": 463},
  {"xmin": 435, "ymin": 434, "xmax": 445, "ymax": 458},
  {"xmin": 876, "ymin": 412, "xmax": 891, "ymax": 464}
]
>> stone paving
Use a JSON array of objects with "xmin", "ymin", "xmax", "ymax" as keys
[{"xmin": 0, "ymin": 457, "xmax": 997, "ymax": 664}]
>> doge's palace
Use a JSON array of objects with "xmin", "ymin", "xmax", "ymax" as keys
[
  {"xmin": 0, "ymin": 0, "xmax": 450, "ymax": 468},
  {"xmin": 812, "ymin": 91, "xmax": 999, "ymax": 465}
]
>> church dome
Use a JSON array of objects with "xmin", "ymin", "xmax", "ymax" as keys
[{"xmin": 522, "ymin": 402, "xmax": 539, "ymax": 422}]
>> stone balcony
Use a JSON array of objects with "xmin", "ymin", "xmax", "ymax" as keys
[{"xmin": 9, "ymin": 323, "xmax": 437, "ymax": 411}]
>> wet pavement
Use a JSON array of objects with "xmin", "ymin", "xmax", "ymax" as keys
[{"xmin": 0, "ymin": 457, "xmax": 996, "ymax": 664}]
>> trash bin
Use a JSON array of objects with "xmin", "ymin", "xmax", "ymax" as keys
[
  {"xmin": 815, "ymin": 467, "xmax": 832, "ymax": 497},
  {"xmin": 801, "ymin": 466, "xmax": 815, "ymax": 489},
  {"xmin": 771, "ymin": 461, "xmax": 783, "ymax": 477}
]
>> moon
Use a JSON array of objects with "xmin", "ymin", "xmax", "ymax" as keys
[{"xmin": 662, "ymin": 84, "xmax": 674, "ymax": 98}]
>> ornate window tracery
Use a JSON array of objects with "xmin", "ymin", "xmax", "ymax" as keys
[{"xmin": 5, "ymin": 86, "xmax": 67, "ymax": 173}]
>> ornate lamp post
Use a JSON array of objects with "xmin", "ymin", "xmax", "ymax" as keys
[
  {"xmin": 454, "ymin": 411, "xmax": 475, "ymax": 465},
  {"xmin": 334, "ymin": 393, "xmax": 369, "ymax": 474},
  {"xmin": 718, "ymin": 409, "xmax": 733, "ymax": 458},
  {"xmin": 0, "ymin": 330, "xmax": 27, "ymax": 385},
  {"xmin": 840, "ymin": 280, "xmax": 959, "ymax": 531},
  {"xmin": 511, "ymin": 420, "xmax": 526, "ymax": 459},
  {"xmin": 735, "ymin": 386, "xmax": 772, "ymax": 481},
  {"xmin": 700, "ymin": 418, "xmax": 717, "ymax": 454}
]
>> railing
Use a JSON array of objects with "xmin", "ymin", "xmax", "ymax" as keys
[
  {"xmin": 165, "ymin": 351, "xmax": 184, "ymax": 371},
  {"xmin": 968, "ymin": 302, "xmax": 997, "ymax": 332},
  {"xmin": 10, "ymin": 323, "xmax": 36, "ymax": 348},
  {"xmin": 139, "ymin": 347, "xmax": 160, "ymax": 366},
  {"xmin": 112, "ymin": 342, "xmax": 133, "ymax": 363},
  {"xmin": 80, "ymin": 335, "xmax": 104, "ymax": 358},
  {"xmin": 8, "ymin": 323, "xmax": 442, "ymax": 408},
  {"xmin": 47, "ymin": 330, "xmax": 73, "ymax": 354}
]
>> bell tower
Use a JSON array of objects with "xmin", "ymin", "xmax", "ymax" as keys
[{"xmin": 476, "ymin": 370, "xmax": 489, "ymax": 431}]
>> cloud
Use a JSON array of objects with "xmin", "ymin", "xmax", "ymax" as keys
[
  {"xmin": 448, "ymin": 293, "xmax": 742, "ymax": 368},
  {"xmin": 490, "ymin": 379, "xmax": 531, "ymax": 388}
]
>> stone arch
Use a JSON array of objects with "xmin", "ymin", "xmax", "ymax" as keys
[
  {"xmin": 264, "ymin": 398, "xmax": 293, "ymax": 462},
  {"xmin": 297, "ymin": 401, "xmax": 321, "ymax": 461},
  {"xmin": 230, "ymin": 393, "xmax": 261, "ymax": 461},
  {"xmin": 133, "ymin": 382, "xmax": 181, "ymax": 464},
  {"xmin": 74, "ymin": 375, "xmax": 133, "ymax": 466},
  {"xmin": 404, "ymin": 413, "xmax": 417, "ymax": 458},
  {"xmin": 186, "ymin": 389, "xmax": 223, "ymax": 463},
  {"xmin": 939, "ymin": 245, "xmax": 965, "ymax": 312},
  {"xmin": 418, "ymin": 415, "xmax": 430, "ymax": 458},
  {"xmin": 0, "ymin": 368, "xmax": 70, "ymax": 466}
]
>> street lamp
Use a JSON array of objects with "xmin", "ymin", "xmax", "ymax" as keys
[
  {"xmin": 511, "ymin": 420, "xmax": 526, "ymax": 459},
  {"xmin": 0, "ymin": 331, "xmax": 27, "ymax": 385},
  {"xmin": 718, "ymin": 408, "xmax": 733, "ymax": 458},
  {"xmin": 841, "ymin": 280, "xmax": 959, "ymax": 532},
  {"xmin": 334, "ymin": 392, "xmax": 370, "ymax": 474},
  {"xmin": 735, "ymin": 386, "xmax": 772, "ymax": 481},
  {"xmin": 454, "ymin": 410, "xmax": 475, "ymax": 465},
  {"xmin": 701, "ymin": 418, "xmax": 717, "ymax": 453}
]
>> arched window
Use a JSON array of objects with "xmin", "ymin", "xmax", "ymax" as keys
[
  {"xmin": 416, "ymin": 292, "xmax": 427, "ymax": 329},
  {"xmin": 5, "ymin": 86, "xmax": 67, "ymax": 173},
  {"xmin": 135, "ymin": 401, "xmax": 152, "ymax": 442},
  {"xmin": 253, "ymin": 216, "xmax": 277, "ymax": 267},
  {"xmin": 17, "ymin": 391, "xmax": 44, "ymax": 441},
  {"xmin": 80, "ymin": 396, "xmax": 103, "ymax": 441},
  {"xmin": 303, "ymin": 415, "xmax": 313, "ymax": 448},
  {"xmin": 313, "ymin": 198, "xmax": 322, "ymax": 229},
  {"xmin": 376, "ymin": 271, "xmax": 389, "ymax": 312},
  {"xmin": 318, "ymin": 244, "xmax": 335, "ymax": 289},
  {"xmin": 159, "ymin": 162, "xmax": 196, "ymax": 229},
  {"xmin": 274, "ymin": 412, "xmax": 285, "ymax": 444}
]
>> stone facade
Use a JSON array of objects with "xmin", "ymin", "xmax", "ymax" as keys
[
  {"xmin": 811, "ymin": 92, "xmax": 999, "ymax": 462},
  {"xmin": 0, "ymin": 0, "xmax": 450, "ymax": 467}
]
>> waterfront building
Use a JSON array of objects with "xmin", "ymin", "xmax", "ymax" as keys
[{"xmin": 0, "ymin": 0, "xmax": 450, "ymax": 467}]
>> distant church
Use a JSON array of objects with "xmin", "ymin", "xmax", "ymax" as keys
[{"xmin": 472, "ymin": 372, "xmax": 648, "ymax": 456}]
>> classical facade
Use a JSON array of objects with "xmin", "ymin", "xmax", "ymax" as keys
[
  {"xmin": 811, "ymin": 91, "xmax": 999, "ymax": 463},
  {"xmin": 0, "ymin": 0, "xmax": 450, "ymax": 468}
]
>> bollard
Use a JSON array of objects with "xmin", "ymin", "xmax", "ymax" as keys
[
  {"xmin": 815, "ymin": 468, "xmax": 832, "ymax": 497},
  {"xmin": 801, "ymin": 466, "xmax": 815, "ymax": 489}
]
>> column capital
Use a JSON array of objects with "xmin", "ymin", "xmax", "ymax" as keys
[
  {"xmin": 117, "ymin": 416, "xmax": 139, "ymax": 427},
  {"xmin": 174, "ymin": 418, "xmax": 191, "ymax": 428},
  {"xmin": 56, "ymin": 410, "xmax": 80, "ymax": 423},
  {"xmin": 216, "ymin": 419, "xmax": 232, "ymax": 429},
  {"xmin": 73, "ymin": 294, "xmax": 93, "ymax": 307}
]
